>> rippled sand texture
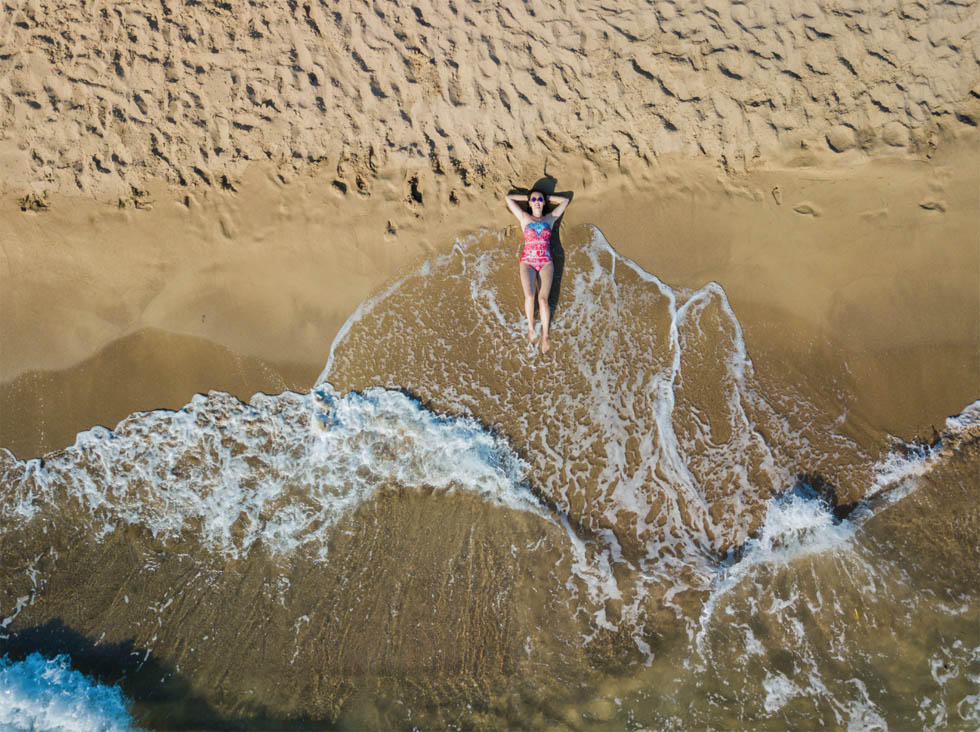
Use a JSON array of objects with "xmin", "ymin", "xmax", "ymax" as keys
[
  {"xmin": 1, "ymin": 230, "xmax": 976, "ymax": 727},
  {"xmin": 1, "ymin": 0, "xmax": 979, "ymax": 728},
  {"xmin": 0, "ymin": 387, "xmax": 594, "ymax": 726},
  {"xmin": 2, "ymin": 0, "xmax": 978, "ymax": 204}
]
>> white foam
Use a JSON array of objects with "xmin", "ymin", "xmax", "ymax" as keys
[
  {"xmin": 310, "ymin": 223, "xmax": 824, "ymax": 653},
  {"xmin": 316, "ymin": 274, "xmax": 414, "ymax": 387},
  {"xmin": 854, "ymin": 398, "xmax": 980, "ymax": 518},
  {"xmin": 695, "ymin": 486, "xmax": 856, "ymax": 655},
  {"xmin": 2, "ymin": 387, "xmax": 547, "ymax": 561},
  {"xmin": 0, "ymin": 596, "xmax": 30, "ymax": 631},
  {"xmin": 958, "ymin": 691, "xmax": 980, "ymax": 727},
  {"xmin": 7, "ymin": 220, "xmax": 973, "ymax": 699},
  {"xmin": 698, "ymin": 395, "xmax": 980, "ymax": 648},
  {"xmin": 843, "ymin": 679, "xmax": 888, "ymax": 731},
  {"xmin": 0, "ymin": 653, "xmax": 136, "ymax": 732},
  {"xmin": 923, "ymin": 642, "xmax": 980, "ymax": 730},
  {"xmin": 944, "ymin": 399, "xmax": 980, "ymax": 431},
  {"xmin": 763, "ymin": 672, "xmax": 801, "ymax": 712},
  {"xmin": 745, "ymin": 490, "xmax": 855, "ymax": 561}
]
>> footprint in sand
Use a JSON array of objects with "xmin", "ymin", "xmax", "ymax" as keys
[
  {"xmin": 19, "ymin": 193, "xmax": 50, "ymax": 212},
  {"xmin": 792, "ymin": 202, "xmax": 821, "ymax": 217},
  {"xmin": 859, "ymin": 208, "xmax": 889, "ymax": 221}
]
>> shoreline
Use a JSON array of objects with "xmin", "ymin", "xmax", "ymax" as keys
[
  {"xmin": 2, "ymin": 137, "xmax": 978, "ymax": 457},
  {"xmin": 1, "ymin": 1, "xmax": 978, "ymax": 725},
  {"xmin": 0, "ymin": 328, "xmax": 320, "ymax": 459}
]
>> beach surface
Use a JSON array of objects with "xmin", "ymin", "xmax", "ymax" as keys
[
  {"xmin": 0, "ymin": 0, "xmax": 978, "ymax": 728},
  {"xmin": 2, "ymin": 141, "xmax": 977, "ymax": 456},
  {"xmin": 2, "ymin": 0, "xmax": 978, "ymax": 455}
]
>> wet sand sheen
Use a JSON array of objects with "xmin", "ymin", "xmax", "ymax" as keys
[
  {"xmin": 1, "ymin": 0, "xmax": 978, "ymax": 726},
  {"xmin": 3, "ymin": 142, "xmax": 978, "ymax": 459},
  {"xmin": 0, "ymin": 328, "xmax": 321, "ymax": 459},
  {"xmin": 1, "ymin": 224, "xmax": 976, "ymax": 728},
  {"xmin": 0, "ymin": 487, "xmax": 593, "ymax": 728}
]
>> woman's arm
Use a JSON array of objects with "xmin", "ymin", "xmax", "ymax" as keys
[
  {"xmin": 547, "ymin": 194, "xmax": 570, "ymax": 219},
  {"xmin": 505, "ymin": 192, "xmax": 528, "ymax": 222}
]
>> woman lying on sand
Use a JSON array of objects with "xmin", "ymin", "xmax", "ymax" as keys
[{"xmin": 505, "ymin": 190, "xmax": 570, "ymax": 354}]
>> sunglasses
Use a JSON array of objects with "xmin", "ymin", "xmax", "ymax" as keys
[{"xmin": 530, "ymin": 196, "xmax": 544, "ymax": 203}]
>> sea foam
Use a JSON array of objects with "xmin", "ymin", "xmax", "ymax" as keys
[
  {"xmin": 0, "ymin": 386, "xmax": 543, "ymax": 561},
  {"xmin": 701, "ymin": 396, "xmax": 980, "ymax": 623},
  {"xmin": 0, "ymin": 653, "xmax": 135, "ymax": 732}
]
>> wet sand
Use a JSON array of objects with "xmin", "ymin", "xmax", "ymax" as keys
[
  {"xmin": 3, "ymin": 138, "xmax": 977, "ymax": 458},
  {"xmin": 0, "ymin": 328, "xmax": 316, "ymax": 458},
  {"xmin": 2, "ymin": 216, "xmax": 976, "ymax": 728},
  {"xmin": 2, "ymin": 2, "xmax": 978, "ymax": 727},
  {"xmin": 3, "ymin": 0, "xmax": 978, "ymax": 458}
]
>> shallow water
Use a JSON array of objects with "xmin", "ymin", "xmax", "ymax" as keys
[{"xmin": 1, "ymin": 226, "xmax": 977, "ymax": 730}]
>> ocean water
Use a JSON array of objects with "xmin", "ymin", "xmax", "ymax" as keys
[
  {"xmin": 0, "ymin": 226, "xmax": 976, "ymax": 729},
  {"xmin": 0, "ymin": 653, "xmax": 135, "ymax": 731}
]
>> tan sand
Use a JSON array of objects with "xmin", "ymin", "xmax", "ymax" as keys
[
  {"xmin": 0, "ymin": 328, "xmax": 315, "ymax": 457},
  {"xmin": 3, "ymin": 138, "xmax": 977, "ymax": 458},
  {"xmin": 1, "ymin": 0, "xmax": 978, "ymax": 457},
  {"xmin": 2, "ymin": 0, "xmax": 978, "ymax": 201}
]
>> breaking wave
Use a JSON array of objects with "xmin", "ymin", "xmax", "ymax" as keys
[
  {"xmin": 0, "ymin": 225, "xmax": 976, "ymax": 729},
  {"xmin": 0, "ymin": 653, "xmax": 135, "ymax": 732}
]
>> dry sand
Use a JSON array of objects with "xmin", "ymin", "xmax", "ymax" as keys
[
  {"xmin": 1, "ymin": 0, "xmax": 978, "ymax": 457},
  {"xmin": 2, "ymin": 0, "xmax": 978, "ymax": 199}
]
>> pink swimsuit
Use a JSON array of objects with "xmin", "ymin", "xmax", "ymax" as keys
[{"xmin": 521, "ymin": 220, "xmax": 552, "ymax": 271}]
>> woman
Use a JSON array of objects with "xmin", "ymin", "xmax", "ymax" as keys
[{"xmin": 504, "ymin": 189, "xmax": 570, "ymax": 354}]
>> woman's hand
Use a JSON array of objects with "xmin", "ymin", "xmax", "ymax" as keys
[
  {"xmin": 505, "ymin": 192, "xmax": 529, "ymax": 221},
  {"xmin": 546, "ymin": 194, "xmax": 570, "ymax": 219}
]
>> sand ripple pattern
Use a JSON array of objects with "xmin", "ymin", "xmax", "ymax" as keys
[
  {"xmin": 1, "ymin": 0, "xmax": 978, "ymax": 200},
  {"xmin": 322, "ymin": 225, "xmax": 811, "ymax": 630}
]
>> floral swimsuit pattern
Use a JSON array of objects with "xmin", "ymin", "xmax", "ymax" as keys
[{"xmin": 521, "ymin": 220, "xmax": 552, "ymax": 271}]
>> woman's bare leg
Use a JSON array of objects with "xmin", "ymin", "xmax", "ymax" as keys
[
  {"xmin": 519, "ymin": 262, "xmax": 538, "ymax": 341},
  {"xmin": 537, "ymin": 262, "xmax": 554, "ymax": 353}
]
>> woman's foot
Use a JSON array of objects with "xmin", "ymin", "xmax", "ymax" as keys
[
  {"xmin": 527, "ymin": 325, "xmax": 537, "ymax": 342},
  {"xmin": 540, "ymin": 334, "xmax": 551, "ymax": 354}
]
